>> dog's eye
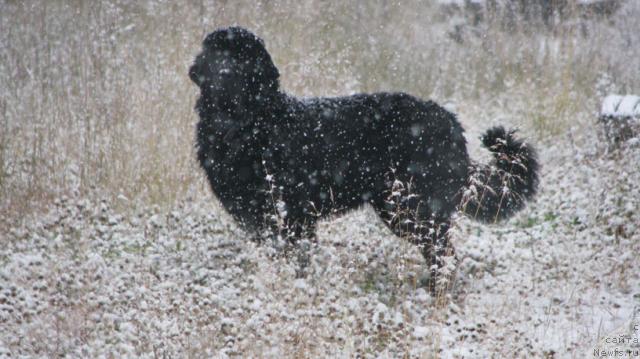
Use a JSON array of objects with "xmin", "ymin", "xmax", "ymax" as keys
[{"xmin": 218, "ymin": 68, "xmax": 232, "ymax": 75}]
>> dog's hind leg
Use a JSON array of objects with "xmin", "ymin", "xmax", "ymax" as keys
[
  {"xmin": 419, "ymin": 219, "xmax": 456, "ymax": 294},
  {"xmin": 371, "ymin": 182, "xmax": 456, "ymax": 293}
]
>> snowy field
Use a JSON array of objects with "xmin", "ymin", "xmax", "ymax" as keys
[
  {"xmin": 1, "ymin": 1, "xmax": 640, "ymax": 358},
  {"xmin": 2, "ymin": 121, "xmax": 639, "ymax": 358}
]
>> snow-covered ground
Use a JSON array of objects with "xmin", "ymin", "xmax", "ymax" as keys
[
  {"xmin": 2, "ymin": 1, "xmax": 640, "ymax": 357},
  {"xmin": 1, "ymin": 126, "xmax": 638, "ymax": 358}
]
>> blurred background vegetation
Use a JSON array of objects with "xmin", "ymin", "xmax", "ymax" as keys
[{"xmin": 1, "ymin": 0, "xmax": 639, "ymax": 225}]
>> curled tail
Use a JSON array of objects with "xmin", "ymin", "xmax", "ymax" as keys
[{"xmin": 461, "ymin": 126, "xmax": 539, "ymax": 223}]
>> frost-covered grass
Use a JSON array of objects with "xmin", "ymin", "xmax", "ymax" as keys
[
  {"xmin": 1, "ymin": 131, "xmax": 639, "ymax": 357},
  {"xmin": 1, "ymin": 0, "xmax": 640, "ymax": 358}
]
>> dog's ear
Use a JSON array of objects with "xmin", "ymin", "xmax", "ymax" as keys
[
  {"xmin": 217, "ymin": 27, "xmax": 280, "ymax": 89},
  {"xmin": 253, "ymin": 47, "xmax": 280, "ymax": 90}
]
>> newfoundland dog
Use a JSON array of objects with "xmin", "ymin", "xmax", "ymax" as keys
[{"xmin": 189, "ymin": 27, "xmax": 539, "ymax": 289}]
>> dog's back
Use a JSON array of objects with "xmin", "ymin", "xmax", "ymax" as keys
[{"xmin": 259, "ymin": 92, "xmax": 470, "ymax": 219}]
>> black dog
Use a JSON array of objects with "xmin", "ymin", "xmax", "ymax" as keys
[{"xmin": 189, "ymin": 27, "xmax": 538, "ymax": 287}]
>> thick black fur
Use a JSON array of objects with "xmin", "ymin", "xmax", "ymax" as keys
[{"xmin": 189, "ymin": 27, "xmax": 539, "ymax": 287}]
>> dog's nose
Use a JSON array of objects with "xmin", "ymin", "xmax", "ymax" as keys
[{"xmin": 189, "ymin": 65, "xmax": 201, "ymax": 85}]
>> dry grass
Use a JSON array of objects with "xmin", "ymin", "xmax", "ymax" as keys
[
  {"xmin": 1, "ymin": 0, "xmax": 639, "ymax": 226},
  {"xmin": 2, "ymin": 3, "xmax": 639, "ymax": 356}
]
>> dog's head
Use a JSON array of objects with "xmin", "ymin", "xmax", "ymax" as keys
[{"xmin": 189, "ymin": 27, "xmax": 280, "ymax": 106}]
